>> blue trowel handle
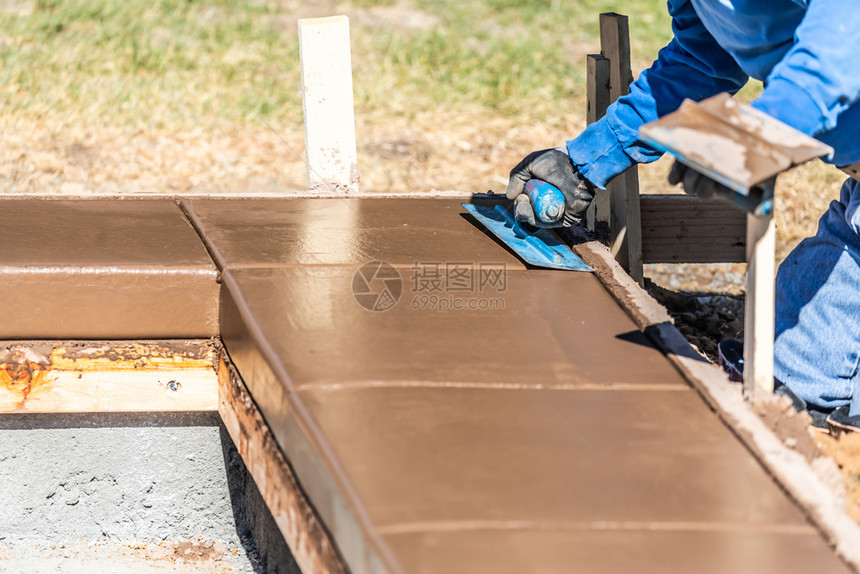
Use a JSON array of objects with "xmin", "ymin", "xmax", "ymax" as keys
[{"xmin": 524, "ymin": 179, "xmax": 565, "ymax": 225}]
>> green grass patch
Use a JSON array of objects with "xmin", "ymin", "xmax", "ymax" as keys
[{"xmin": 0, "ymin": 0, "xmax": 678, "ymax": 129}]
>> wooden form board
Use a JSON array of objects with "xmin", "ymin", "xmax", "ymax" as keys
[
  {"xmin": 599, "ymin": 13, "xmax": 643, "ymax": 284},
  {"xmin": 640, "ymin": 195, "xmax": 746, "ymax": 263},
  {"xmin": 299, "ymin": 16, "xmax": 359, "ymax": 194},
  {"xmin": 0, "ymin": 341, "xmax": 217, "ymax": 413},
  {"xmin": 0, "ymin": 369, "xmax": 217, "ymax": 413},
  {"xmin": 217, "ymin": 354, "xmax": 348, "ymax": 574}
]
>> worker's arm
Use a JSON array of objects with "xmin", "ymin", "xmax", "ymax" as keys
[
  {"xmin": 567, "ymin": 0, "xmax": 748, "ymax": 190},
  {"xmin": 751, "ymin": 0, "xmax": 860, "ymax": 141}
]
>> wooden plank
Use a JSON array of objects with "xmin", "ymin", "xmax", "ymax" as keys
[
  {"xmin": 0, "ymin": 340, "xmax": 218, "ymax": 413},
  {"xmin": 744, "ymin": 214, "xmax": 775, "ymax": 397},
  {"xmin": 217, "ymin": 353, "xmax": 348, "ymax": 574},
  {"xmin": 599, "ymin": 12, "xmax": 643, "ymax": 284},
  {"xmin": 298, "ymin": 16, "xmax": 359, "ymax": 194},
  {"xmin": 640, "ymin": 195, "xmax": 746, "ymax": 263},
  {"xmin": 585, "ymin": 54, "xmax": 611, "ymax": 233},
  {"xmin": 0, "ymin": 369, "xmax": 217, "ymax": 413}
]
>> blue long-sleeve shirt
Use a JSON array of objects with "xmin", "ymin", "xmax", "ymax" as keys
[{"xmin": 567, "ymin": 0, "xmax": 860, "ymax": 189}]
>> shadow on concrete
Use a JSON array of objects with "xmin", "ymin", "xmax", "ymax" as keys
[{"xmin": 615, "ymin": 329, "xmax": 659, "ymax": 350}]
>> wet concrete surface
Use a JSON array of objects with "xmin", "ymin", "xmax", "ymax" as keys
[
  {"xmin": 207, "ymin": 198, "xmax": 851, "ymax": 573},
  {"xmin": 220, "ymin": 267, "xmax": 687, "ymax": 389},
  {"xmin": 383, "ymin": 529, "xmax": 845, "ymax": 574},
  {"xmin": 182, "ymin": 198, "xmax": 526, "ymax": 269},
  {"xmin": 304, "ymin": 387, "xmax": 808, "ymax": 529},
  {"xmin": 0, "ymin": 196, "xmax": 852, "ymax": 573},
  {"xmin": 0, "ymin": 199, "xmax": 218, "ymax": 339}
]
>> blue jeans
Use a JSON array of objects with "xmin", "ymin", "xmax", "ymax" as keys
[{"xmin": 775, "ymin": 177, "xmax": 860, "ymax": 415}]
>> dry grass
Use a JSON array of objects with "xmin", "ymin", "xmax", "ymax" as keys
[{"xmin": 0, "ymin": 0, "xmax": 847, "ymax": 268}]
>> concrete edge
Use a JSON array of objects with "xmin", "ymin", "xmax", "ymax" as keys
[
  {"xmin": 219, "ymin": 270, "xmax": 401, "ymax": 574},
  {"xmin": 565, "ymin": 227, "xmax": 860, "ymax": 573},
  {"xmin": 217, "ymin": 351, "xmax": 350, "ymax": 574}
]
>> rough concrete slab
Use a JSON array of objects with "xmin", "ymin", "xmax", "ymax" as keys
[
  {"xmin": 0, "ymin": 199, "xmax": 219, "ymax": 339},
  {"xmin": 182, "ymin": 197, "xmax": 527, "ymax": 270},
  {"xmin": 0, "ymin": 416, "xmax": 234, "ymax": 541},
  {"xmin": 0, "ymin": 412, "xmax": 296, "ymax": 573}
]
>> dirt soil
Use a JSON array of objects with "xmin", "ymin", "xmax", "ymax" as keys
[{"xmin": 645, "ymin": 278, "xmax": 744, "ymax": 362}]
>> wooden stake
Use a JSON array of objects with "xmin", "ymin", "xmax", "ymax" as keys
[
  {"xmin": 586, "ymin": 54, "xmax": 610, "ymax": 125},
  {"xmin": 298, "ymin": 16, "xmax": 359, "ymax": 194},
  {"xmin": 585, "ymin": 54, "xmax": 611, "ymax": 232},
  {"xmin": 744, "ymin": 213, "xmax": 775, "ymax": 397},
  {"xmin": 599, "ymin": 13, "xmax": 643, "ymax": 284}
]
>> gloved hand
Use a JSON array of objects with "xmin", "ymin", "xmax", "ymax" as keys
[
  {"xmin": 506, "ymin": 147, "xmax": 595, "ymax": 227},
  {"xmin": 669, "ymin": 160, "xmax": 776, "ymax": 215},
  {"xmin": 667, "ymin": 161, "xmax": 734, "ymax": 199}
]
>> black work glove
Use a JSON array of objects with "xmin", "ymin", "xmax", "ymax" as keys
[
  {"xmin": 506, "ymin": 147, "xmax": 595, "ymax": 228},
  {"xmin": 667, "ymin": 161, "xmax": 734, "ymax": 200},
  {"xmin": 668, "ymin": 160, "xmax": 776, "ymax": 215}
]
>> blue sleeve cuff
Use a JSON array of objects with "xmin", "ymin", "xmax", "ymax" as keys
[
  {"xmin": 751, "ymin": 77, "xmax": 827, "ymax": 136},
  {"xmin": 566, "ymin": 120, "xmax": 636, "ymax": 190}
]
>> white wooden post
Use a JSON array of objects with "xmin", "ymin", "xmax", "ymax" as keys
[
  {"xmin": 744, "ymin": 213, "xmax": 775, "ymax": 397},
  {"xmin": 298, "ymin": 16, "xmax": 359, "ymax": 194}
]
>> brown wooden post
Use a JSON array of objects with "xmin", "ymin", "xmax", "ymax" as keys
[
  {"xmin": 599, "ymin": 12, "xmax": 643, "ymax": 284},
  {"xmin": 585, "ymin": 54, "xmax": 611, "ymax": 232}
]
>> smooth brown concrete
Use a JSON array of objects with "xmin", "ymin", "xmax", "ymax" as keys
[
  {"xmin": 182, "ymin": 198, "xmax": 527, "ymax": 270},
  {"xmin": 218, "ymin": 258, "xmax": 850, "ymax": 573},
  {"xmin": 220, "ymin": 267, "xmax": 685, "ymax": 390},
  {"xmin": 384, "ymin": 529, "xmax": 848, "ymax": 574},
  {"xmin": 304, "ymin": 388, "xmax": 808, "ymax": 529},
  {"xmin": 0, "ymin": 199, "xmax": 219, "ymax": 338}
]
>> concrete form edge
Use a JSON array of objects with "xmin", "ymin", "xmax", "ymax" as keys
[
  {"xmin": 217, "ymin": 351, "xmax": 350, "ymax": 574},
  {"xmin": 566, "ymin": 229, "xmax": 860, "ymax": 573}
]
